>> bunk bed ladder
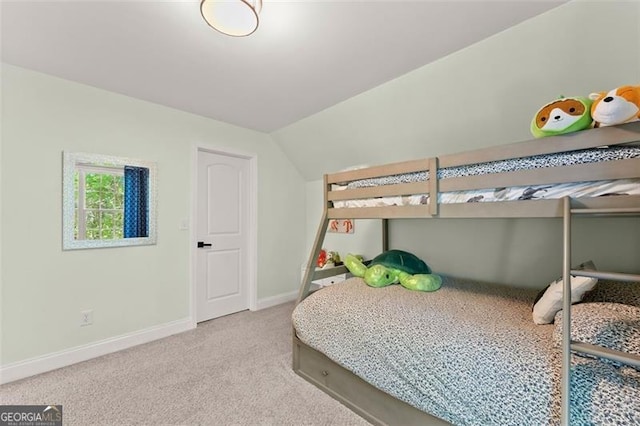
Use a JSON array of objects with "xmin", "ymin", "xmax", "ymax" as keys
[
  {"xmin": 297, "ymin": 174, "xmax": 391, "ymax": 304},
  {"xmin": 297, "ymin": 175, "xmax": 333, "ymax": 304},
  {"xmin": 560, "ymin": 197, "xmax": 640, "ymax": 426}
]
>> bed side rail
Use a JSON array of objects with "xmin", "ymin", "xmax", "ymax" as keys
[
  {"xmin": 326, "ymin": 158, "xmax": 431, "ymax": 184},
  {"xmin": 326, "ymin": 158, "xmax": 437, "ymax": 219},
  {"xmin": 324, "ymin": 122, "xmax": 640, "ymax": 220},
  {"xmin": 439, "ymin": 121, "xmax": 640, "ymax": 168}
]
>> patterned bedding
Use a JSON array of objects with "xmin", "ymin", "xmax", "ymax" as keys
[
  {"xmin": 333, "ymin": 179, "xmax": 640, "ymax": 207},
  {"xmin": 292, "ymin": 277, "xmax": 640, "ymax": 426},
  {"xmin": 332, "ymin": 146, "xmax": 640, "ymax": 208}
]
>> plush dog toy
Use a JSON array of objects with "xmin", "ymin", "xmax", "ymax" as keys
[
  {"xmin": 530, "ymin": 96, "xmax": 593, "ymax": 138},
  {"xmin": 589, "ymin": 85, "xmax": 640, "ymax": 127}
]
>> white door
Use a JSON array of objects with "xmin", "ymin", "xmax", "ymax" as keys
[{"xmin": 196, "ymin": 150, "xmax": 250, "ymax": 322}]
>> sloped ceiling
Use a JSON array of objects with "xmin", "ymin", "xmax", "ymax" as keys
[{"xmin": 1, "ymin": 1, "xmax": 566, "ymax": 133}]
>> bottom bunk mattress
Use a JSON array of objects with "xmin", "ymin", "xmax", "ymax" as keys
[{"xmin": 292, "ymin": 277, "xmax": 640, "ymax": 425}]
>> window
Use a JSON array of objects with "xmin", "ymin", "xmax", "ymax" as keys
[
  {"xmin": 74, "ymin": 164, "xmax": 125, "ymax": 240},
  {"xmin": 62, "ymin": 152, "xmax": 157, "ymax": 250}
]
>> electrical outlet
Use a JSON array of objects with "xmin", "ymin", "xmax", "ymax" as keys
[{"xmin": 80, "ymin": 309, "xmax": 93, "ymax": 327}]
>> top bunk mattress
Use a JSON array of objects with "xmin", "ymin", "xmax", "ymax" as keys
[
  {"xmin": 332, "ymin": 146, "xmax": 640, "ymax": 207},
  {"xmin": 292, "ymin": 277, "xmax": 640, "ymax": 425}
]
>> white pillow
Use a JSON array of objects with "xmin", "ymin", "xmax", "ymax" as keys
[{"xmin": 532, "ymin": 261, "xmax": 598, "ymax": 325}]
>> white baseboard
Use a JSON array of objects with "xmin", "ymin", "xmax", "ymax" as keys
[
  {"xmin": 0, "ymin": 317, "xmax": 194, "ymax": 384},
  {"xmin": 255, "ymin": 290, "xmax": 298, "ymax": 310}
]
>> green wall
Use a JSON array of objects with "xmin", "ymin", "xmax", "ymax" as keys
[
  {"xmin": 274, "ymin": 0, "xmax": 640, "ymax": 287},
  {"xmin": 0, "ymin": 65, "xmax": 306, "ymax": 365},
  {"xmin": 273, "ymin": 1, "xmax": 639, "ymax": 180}
]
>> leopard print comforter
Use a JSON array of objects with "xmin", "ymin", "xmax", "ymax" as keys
[{"xmin": 292, "ymin": 277, "xmax": 640, "ymax": 425}]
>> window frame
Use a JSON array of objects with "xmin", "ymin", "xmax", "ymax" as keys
[{"xmin": 62, "ymin": 151, "xmax": 157, "ymax": 250}]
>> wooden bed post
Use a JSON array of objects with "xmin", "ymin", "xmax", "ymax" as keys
[
  {"xmin": 429, "ymin": 157, "xmax": 439, "ymax": 217},
  {"xmin": 382, "ymin": 219, "xmax": 389, "ymax": 252},
  {"xmin": 297, "ymin": 175, "xmax": 331, "ymax": 304},
  {"xmin": 297, "ymin": 213, "xmax": 329, "ymax": 304}
]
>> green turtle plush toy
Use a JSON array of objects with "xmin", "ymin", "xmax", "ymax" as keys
[
  {"xmin": 344, "ymin": 250, "xmax": 442, "ymax": 292},
  {"xmin": 530, "ymin": 96, "xmax": 593, "ymax": 138}
]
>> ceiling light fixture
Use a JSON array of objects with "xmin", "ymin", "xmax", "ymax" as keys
[{"xmin": 200, "ymin": 0, "xmax": 262, "ymax": 37}]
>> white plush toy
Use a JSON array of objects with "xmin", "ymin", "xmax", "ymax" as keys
[{"xmin": 589, "ymin": 85, "xmax": 640, "ymax": 127}]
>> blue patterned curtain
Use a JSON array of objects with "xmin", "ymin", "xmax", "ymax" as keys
[{"xmin": 124, "ymin": 166, "xmax": 149, "ymax": 238}]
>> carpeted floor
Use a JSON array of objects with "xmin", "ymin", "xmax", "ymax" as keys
[{"xmin": 1, "ymin": 302, "xmax": 370, "ymax": 425}]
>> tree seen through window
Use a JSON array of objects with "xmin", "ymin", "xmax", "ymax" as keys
[{"xmin": 74, "ymin": 167, "xmax": 125, "ymax": 240}]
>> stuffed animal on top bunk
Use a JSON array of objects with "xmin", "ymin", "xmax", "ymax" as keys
[
  {"xmin": 344, "ymin": 249, "xmax": 442, "ymax": 292},
  {"xmin": 530, "ymin": 95, "xmax": 594, "ymax": 138},
  {"xmin": 589, "ymin": 85, "xmax": 640, "ymax": 128}
]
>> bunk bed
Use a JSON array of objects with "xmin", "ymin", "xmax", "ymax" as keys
[{"xmin": 292, "ymin": 121, "xmax": 640, "ymax": 426}]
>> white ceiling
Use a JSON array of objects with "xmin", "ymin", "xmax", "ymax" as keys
[{"xmin": 1, "ymin": 0, "xmax": 566, "ymax": 133}]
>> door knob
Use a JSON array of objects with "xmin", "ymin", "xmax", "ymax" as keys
[{"xmin": 197, "ymin": 241, "xmax": 212, "ymax": 248}]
